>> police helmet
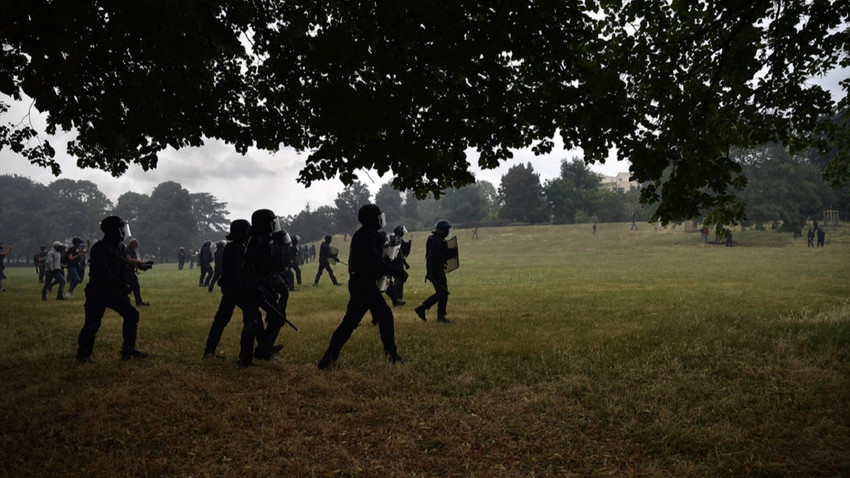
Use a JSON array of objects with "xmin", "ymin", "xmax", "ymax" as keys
[
  {"xmin": 250, "ymin": 209, "xmax": 281, "ymax": 236},
  {"xmin": 100, "ymin": 216, "xmax": 130, "ymax": 240},
  {"xmin": 203, "ymin": 240, "xmax": 211, "ymax": 247},
  {"xmin": 358, "ymin": 204, "xmax": 386, "ymax": 229},
  {"xmin": 393, "ymin": 225, "xmax": 407, "ymax": 236},
  {"xmin": 226, "ymin": 219, "xmax": 251, "ymax": 242},
  {"xmin": 434, "ymin": 219, "xmax": 452, "ymax": 234},
  {"xmin": 324, "ymin": 235, "xmax": 332, "ymax": 243}
]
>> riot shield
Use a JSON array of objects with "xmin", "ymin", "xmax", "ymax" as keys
[
  {"xmin": 328, "ymin": 245, "xmax": 339, "ymax": 265},
  {"xmin": 444, "ymin": 236, "xmax": 459, "ymax": 273},
  {"xmin": 376, "ymin": 242, "xmax": 401, "ymax": 291}
]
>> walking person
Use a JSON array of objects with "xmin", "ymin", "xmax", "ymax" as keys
[
  {"xmin": 290, "ymin": 235, "xmax": 303, "ymax": 287},
  {"xmin": 198, "ymin": 240, "xmax": 214, "ymax": 287},
  {"xmin": 203, "ymin": 219, "xmax": 259, "ymax": 365},
  {"xmin": 207, "ymin": 241, "xmax": 225, "ymax": 292},
  {"xmin": 264, "ymin": 229, "xmax": 294, "ymax": 353},
  {"xmin": 76, "ymin": 216, "xmax": 147, "ymax": 362},
  {"xmin": 415, "ymin": 220, "xmax": 458, "ymax": 323},
  {"xmin": 313, "ymin": 235, "xmax": 341, "ymax": 286},
  {"xmin": 42, "ymin": 241, "xmax": 66, "ymax": 301},
  {"xmin": 64, "ymin": 237, "xmax": 89, "ymax": 298},
  {"xmin": 317, "ymin": 204, "xmax": 408, "ymax": 370},
  {"xmin": 35, "ymin": 244, "xmax": 47, "ymax": 283},
  {"xmin": 0, "ymin": 242, "xmax": 12, "ymax": 291},
  {"xmin": 385, "ymin": 225, "xmax": 410, "ymax": 306},
  {"xmin": 124, "ymin": 238, "xmax": 150, "ymax": 306}
]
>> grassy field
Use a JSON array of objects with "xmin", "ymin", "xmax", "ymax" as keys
[{"xmin": 1, "ymin": 222, "xmax": 848, "ymax": 477}]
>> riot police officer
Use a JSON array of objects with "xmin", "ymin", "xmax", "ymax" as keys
[
  {"xmin": 76, "ymin": 216, "xmax": 147, "ymax": 362},
  {"xmin": 203, "ymin": 218, "xmax": 263, "ymax": 367},
  {"xmin": 207, "ymin": 241, "xmax": 225, "ymax": 293},
  {"xmin": 318, "ymin": 204, "xmax": 407, "ymax": 370},
  {"xmin": 198, "ymin": 240, "xmax": 214, "ymax": 287},
  {"xmin": 415, "ymin": 220, "xmax": 457, "ymax": 323},
  {"xmin": 313, "ymin": 235, "xmax": 340, "ymax": 286},
  {"xmin": 385, "ymin": 225, "xmax": 410, "ymax": 306},
  {"xmin": 265, "ymin": 228, "xmax": 294, "ymax": 354}
]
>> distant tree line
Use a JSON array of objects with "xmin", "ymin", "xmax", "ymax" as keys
[
  {"xmin": 0, "ymin": 178, "xmax": 228, "ymax": 264},
  {"xmin": 2, "ymin": 144, "xmax": 847, "ymax": 264}
]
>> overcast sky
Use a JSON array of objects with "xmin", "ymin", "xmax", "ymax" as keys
[
  {"xmin": 1, "ymin": 66, "xmax": 845, "ymax": 223},
  {"xmin": 0, "ymin": 97, "xmax": 629, "ymax": 222}
]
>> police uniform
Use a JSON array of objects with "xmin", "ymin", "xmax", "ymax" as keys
[
  {"xmin": 265, "ymin": 230, "xmax": 293, "ymax": 350},
  {"xmin": 313, "ymin": 236, "xmax": 340, "ymax": 286},
  {"xmin": 76, "ymin": 217, "xmax": 145, "ymax": 362},
  {"xmin": 204, "ymin": 219, "xmax": 266, "ymax": 366},
  {"xmin": 318, "ymin": 205, "xmax": 406, "ymax": 369},
  {"xmin": 198, "ymin": 241, "xmax": 214, "ymax": 286},
  {"xmin": 385, "ymin": 226, "xmax": 410, "ymax": 306},
  {"xmin": 415, "ymin": 220, "xmax": 457, "ymax": 322}
]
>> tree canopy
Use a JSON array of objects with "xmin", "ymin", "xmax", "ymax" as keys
[{"xmin": 1, "ymin": 1, "xmax": 848, "ymax": 226}]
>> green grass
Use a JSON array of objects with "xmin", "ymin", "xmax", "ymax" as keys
[{"xmin": 1, "ymin": 223, "xmax": 849, "ymax": 476}]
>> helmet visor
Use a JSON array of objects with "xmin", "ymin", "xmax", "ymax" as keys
[
  {"xmin": 121, "ymin": 222, "xmax": 132, "ymax": 239},
  {"xmin": 271, "ymin": 217, "xmax": 282, "ymax": 235},
  {"xmin": 377, "ymin": 212, "xmax": 386, "ymax": 229}
]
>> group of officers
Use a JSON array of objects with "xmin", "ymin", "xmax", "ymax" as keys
[{"xmin": 74, "ymin": 204, "xmax": 459, "ymax": 369}]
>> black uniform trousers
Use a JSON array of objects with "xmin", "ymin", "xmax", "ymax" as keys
[
  {"xmin": 314, "ymin": 261, "xmax": 338, "ymax": 285},
  {"xmin": 323, "ymin": 275, "xmax": 397, "ymax": 361},
  {"xmin": 199, "ymin": 264, "xmax": 213, "ymax": 286},
  {"xmin": 128, "ymin": 271, "xmax": 143, "ymax": 304},
  {"xmin": 207, "ymin": 268, "xmax": 222, "ymax": 292},
  {"xmin": 421, "ymin": 270, "xmax": 449, "ymax": 319},
  {"xmin": 205, "ymin": 290, "xmax": 266, "ymax": 364},
  {"xmin": 77, "ymin": 283, "xmax": 140, "ymax": 358},
  {"xmin": 262, "ymin": 285, "xmax": 289, "ymax": 348}
]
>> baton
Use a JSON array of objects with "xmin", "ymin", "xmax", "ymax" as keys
[
  {"xmin": 259, "ymin": 291, "xmax": 299, "ymax": 331},
  {"xmin": 424, "ymin": 274, "xmax": 451, "ymax": 295}
]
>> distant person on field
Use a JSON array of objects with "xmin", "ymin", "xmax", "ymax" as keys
[
  {"xmin": 198, "ymin": 240, "xmax": 214, "ymax": 287},
  {"xmin": 817, "ymin": 228, "xmax": 825, "ymax": 247},
  {"xmin": 309, "ymin": 243, "xmax": 316, "ymax": 262},
  {"xmin": 472, "ymin": 226, "xmax": 479, "ymax": 240},
  {"xmin": 35, "ymin": 244, "xmax": 47, "ymax": 283},
  {"xmin": 64, "ymin": 237, "xmax": 89, "ymax": 298},
  {"xmin": 700, "ymin": 226, "xmax": 710, "ymax": 244},
  {"xmin": 415, "ymin": 220, "xmax": 458, "ymax": 323},
  {"xmin": 313, "ymin": 235, "xmax": 341, "ymax": 286},
  {"xmin": 0, "ymin": 241, "xmax": 11, "ymax": 291},
  {"xmin": 289, "ymin": 235, "xmax": 302, "ymax": 287},
  {"xmin": 592, "ymin": 221, "xmax": 597, "ymax": 235},
  {"xmin": 385, "ymin": 225, "xmax": 411, "ymax": 306},
  {"xmin": 177, "ymin": 247, "xmax": 186, "ymax": 270},
  {"xmin": 208, "ymin": 241, "xmax": 225, "ymax": 293},
  {"xmin": 631, "ymin": 212, "xmax": 639, "ymax": 230},
  {"xmin": 76, "ymin": 216, "xmax": 147, "ymax": 363},
  {"xmin": 42, "ymin": 241, "xmax": 66, "ymax": 301},
  {"xmin": 124, "ymin": 238, "xmax": 150, "ymax": 306},
  {"xmin": 807, "ymin": 229, "xmax": 815, "ymax": 247}
]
